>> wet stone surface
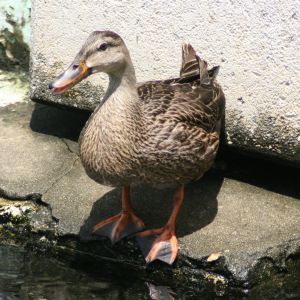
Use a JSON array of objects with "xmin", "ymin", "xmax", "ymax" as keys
[
  {"xmin": 0, "ymin": 101, "xmax": 300, "ymax": 295},
  {"xmin": 1, "ymin": 244, "xmax": 300, "ymax": 299}
]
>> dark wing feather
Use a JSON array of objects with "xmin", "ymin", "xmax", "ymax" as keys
[
  {"xmin": 135, "ymin": 43, "xmax": 225, "ymax": 184},
  {"xmin": 180, "ymin": 42, "xmax": 199, "ymax": 77},
  {"xmin": 137, "ymin": 45, "xmax": 224, "ymax": 134},
  {"xmin": 180, "ymin": 42, "xmax": 220, "ymax": 80}
]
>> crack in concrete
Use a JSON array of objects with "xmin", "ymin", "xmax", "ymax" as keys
[
  {"xmin": 43, "ymin": 156, "xmax": 80, "ymax": 198},
  {"xmin": 39, "ymin": 135, "xmax": 80, "ymax": 200},
  {"xmin": 0, "ymin": 136, "xmax": 81, "ymax": 226},
  {"xmin": 0, "ymin": 124, "xmax": 82, "ymax": 232},
  {"xmin": 61, "ymin": 138, "xmax": 80, "ymax": 156}
]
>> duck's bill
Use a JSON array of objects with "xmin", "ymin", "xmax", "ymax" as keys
[{"xmin": 49, "ymin": 60, "xmax": 91, "ymax": 95}]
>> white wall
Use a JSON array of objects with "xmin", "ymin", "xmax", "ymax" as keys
[{"xmin": 31, "ymin": 0, "xmax": 300, "ymax": 163}]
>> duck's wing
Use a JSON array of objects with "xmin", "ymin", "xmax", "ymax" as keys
[{"xmin": 138, "ymin": 50, "xmax": 225, "ymax": 134}]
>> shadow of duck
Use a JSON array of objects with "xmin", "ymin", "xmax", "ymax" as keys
[
  {"xmin": 79, "ymin": 171, "xmax": 223, "ymax": 240},
  {"xmin": 29, "ymin": 102, "xmax": 224, "ymax": 245}
]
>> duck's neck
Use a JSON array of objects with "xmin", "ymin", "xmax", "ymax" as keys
[
  {"xmin": 103, "ymin": 59, "xmax": 138, "ymax": 105},
  {"xmin": 87, "ymin": 57, "xmax": 141, "ymax": 141}
]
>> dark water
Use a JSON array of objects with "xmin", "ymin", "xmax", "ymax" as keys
[
  {"xmin": 1, "ymin": 245, "xmax": 300, "ymax": 300},
  {"xmin": 0, "ymin": 245, "xmax": 211, "ymax": 300}
]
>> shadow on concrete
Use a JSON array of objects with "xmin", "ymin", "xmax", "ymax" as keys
[
  {"xmin": 217, "ymin": 150, "xmax": 300, "ymax": 199},
  {"xmin": 29, "ymin": 102, "xmax": 299, "ymax": 238},
  {"xmin": 79, "ymin": 171, "xmax": 223, "ymax": 239},
  {"xmin": 30, "ymin": 103, "xmax": 90, "ymax": 141}
]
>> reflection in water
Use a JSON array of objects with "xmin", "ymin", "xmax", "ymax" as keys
[{"xmin": 147, "ymin": 282, "xmax": 176, "ymax": 300}]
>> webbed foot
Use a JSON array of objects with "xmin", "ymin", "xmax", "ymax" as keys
[
  {"xmin": 137, "ymin": 226, "xmax": 178, "ymax": 265},
  {"xmin": 93, "ymin": 211, "xmax": 145, "ymax": 243}
]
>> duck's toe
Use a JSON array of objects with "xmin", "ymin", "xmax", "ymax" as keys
[
  {"xmin": 92, "ymin": 211, "xmax": 145, "ymax": 243},
  {"xmin": 136, "ymin": 227, "xmax": 179, "ymax": 265}
]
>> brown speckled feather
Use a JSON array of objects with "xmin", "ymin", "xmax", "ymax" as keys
[{"xmin": 135, "ymin": 47, "xmax": 225, "ymax": 184}]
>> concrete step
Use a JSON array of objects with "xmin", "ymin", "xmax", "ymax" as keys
[{"xmin": 1, "ymin": 101, "xmax": 299, "ymax": 287}]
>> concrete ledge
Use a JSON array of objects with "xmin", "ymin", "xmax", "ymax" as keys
[
  {"xmin": 30, "ymin": 0, "xmax": 300, "ymax": 164},
  {"xmin": 1, "ymin": 101, "xmax": 299, "ymax": 289}
]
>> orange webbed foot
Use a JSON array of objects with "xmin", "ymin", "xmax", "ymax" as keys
[
  {"xmin": 92, "ymin": 211, "xmax": 145, "ymax": 243},
  {"xmin": 137, "ymin": 226, "xmax": 179, "ymax": 265}
]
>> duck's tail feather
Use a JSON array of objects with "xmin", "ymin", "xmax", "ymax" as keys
[
  {"xmin": 180, "ymin": 42, "xmax": 200, "ymax": 78},
  {"xmin": 208, "ymin": 65, "xmax": 220, "ymax": 80},
  {"xmin": 195, "ymin": 52, "xmax": 212, "ymax": 85},
  {"xmin": 180, "ymin": 42, "xmax": 220, "ymax": 85}
]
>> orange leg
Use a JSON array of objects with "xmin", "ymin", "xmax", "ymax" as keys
[
  {"xmin": 92, "ymin": 186, "xmax": 145, "ymax": 243},
  {"xmin": 137, "ymin": 185, "xmax": 184, "ymax": 265}
]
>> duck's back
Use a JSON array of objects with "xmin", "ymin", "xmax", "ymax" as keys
[{"xmin": 136, "ymin": 44, "xmax": 225, "ymax": 185}]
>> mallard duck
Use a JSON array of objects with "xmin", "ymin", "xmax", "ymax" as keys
[{"xmin": 49, "ymin": 30, "xmax": 225, "ymax": 265}]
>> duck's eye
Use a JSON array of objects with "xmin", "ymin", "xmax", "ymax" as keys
[{"xmin": 97, "ymin": 43, "xmax": 108, "ymax": 51}]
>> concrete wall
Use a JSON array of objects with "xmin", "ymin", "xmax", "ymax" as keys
[{"xmin": 30, "ymin": 0, "xmax": 300, "ymax": 164}]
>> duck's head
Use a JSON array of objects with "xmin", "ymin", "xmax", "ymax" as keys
[{"xmin": 49, "ymin": 30, "xmax": 129, "ymax": 95}]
